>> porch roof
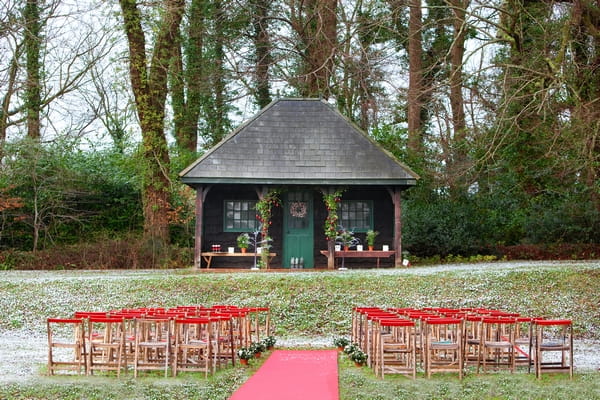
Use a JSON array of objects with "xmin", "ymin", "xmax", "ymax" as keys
[{"xmin": 180, "ymin": 98, "xmax": 419, "ymax": 186}]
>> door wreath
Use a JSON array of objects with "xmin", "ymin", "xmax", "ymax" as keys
[{"xmin": 289, "ymin": 201, "xmax": 308, "ymax": 218}]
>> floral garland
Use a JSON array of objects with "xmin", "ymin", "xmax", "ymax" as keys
[
  {"xmin": 255, "ymin": 189, "xmax": 281, "ymax": 229},
  {"xmin": 289, "ymin": 201, "xmax": 308, "ymax": 218},
  {"xmin": 255, "ymin": 188, "xmax": 281, "ymax": 268},
  {"xmin": 322, "ymin": 188, "xmax": 345, "ymax": 240}
]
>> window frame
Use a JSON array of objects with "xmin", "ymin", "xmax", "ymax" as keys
[
  {"xmin": 339, "ymin": 200, "xmax": 374, "ymax": 233},
  {"xmin": 223, "ymin": 200, "xmax": 259, "ymax": 232}
]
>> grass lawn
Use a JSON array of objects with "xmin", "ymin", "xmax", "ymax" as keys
[{"xmin": 0, "ymin": 261, "xmax": 599, "ymax": 399}]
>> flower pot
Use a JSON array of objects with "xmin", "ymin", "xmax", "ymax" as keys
[
  {"xmin": 356, "ymin": 245, "xmax": 363, "ymax": 251},
  {"xmin": 240, "ymin": 358, "xmax": 249, "ymax": 366},
  {"xmin": 254, "ymin": 352, "xmax": 262, "ymax": 358},
  {"xmin": 337, "ymin": 346, "xmax": 344, "ymax": 352},
  {"xmin": 368, "ymin": 246, "xmax": 374, "ymax": 251},
  {"xmin": 344, "ymin": 246, "xmax": 350, "ymax": 251},
  {"xmin": 354, "ymin": 362, "xmax": 364, "ymax": 367},
  {"xmin": 241, "ymin": 248, "xmax": 247, "ymax": 254}
]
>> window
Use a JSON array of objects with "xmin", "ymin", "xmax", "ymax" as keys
[
  {"xmin": 339, "ymin": 200, "xmax": 373, "ymax": 232},
  {"xmin": 224, "ymin": 200, "xmax": 259, "ymax": 232}
]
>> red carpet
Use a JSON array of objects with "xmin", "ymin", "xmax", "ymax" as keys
[{"xmin": 229, "ymin": 350, "xmax": 339, "ymax": 400}]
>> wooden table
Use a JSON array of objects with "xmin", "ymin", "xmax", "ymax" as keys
[
  {"xmin": 201, "ymin": 252, "xmax": 277, "ymax": 268},
  {"xmin": 320, "ymin": 250, "xmax": 395, "ymax": 268}
]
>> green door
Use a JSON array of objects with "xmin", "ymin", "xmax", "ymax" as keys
[{"xmin": 283, "ymin": 191, "xmax": 314, "ymax": 268}]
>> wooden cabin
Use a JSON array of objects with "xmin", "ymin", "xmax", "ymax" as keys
[{"xmin": 180, "ymin": 98, "xmax": 418, "ymax": 269}]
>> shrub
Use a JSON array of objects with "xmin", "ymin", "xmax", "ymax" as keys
[
  {"xmin": 1, "ymin": 235, "xmax": 192, "ymax": 269},
  {"xmin": 333, "ymin": 337, "xmax": 350, "ymax": 349}
]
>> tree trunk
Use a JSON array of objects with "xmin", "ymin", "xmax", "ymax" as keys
[
  {"xmin": 390, "ymin": 188, "xmax": 402, "ymax": 268},
  {"xmin": 0, "ymin": 50, "xmax": 20, "ymax": 158},
  {"xmin": 448, "ymin": 0, "xmax": 469, "ymax": 194},
  {"xmin": 119, "ymin": 0, "xmax": 185, "ymax": 247},
  {"xmin": 571, "ymin": 0, "xmax": 600, "ymax": 212},
  {"xmin": 251, "ymin": 0, "xmax": 273, "ymax": 108},
  {"xmin": 212, "ymin": 0, "xmax": 227, "ymax": 144},
  {"xmin": 24, "ymin": 0, "xmax": 42, "ymax": 140},
  {"xmin": 296, "ymin": 0, "xmax": 338, "ymax": 98},
  {"xmin": 407, "ymin": 0, "xmax": 423, "ymax": 156}
]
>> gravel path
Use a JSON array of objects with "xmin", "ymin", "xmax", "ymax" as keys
[{"xmin": 1, "ymin": 261, "xmax": 598, "ymax": 383}]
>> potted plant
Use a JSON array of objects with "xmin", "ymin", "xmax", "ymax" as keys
[
  {"xmin": 237, "ymin": 347, "xmax": 253, "ymax": 365},
  {"xmin": 250, "ymin": 341, "xmax": 266, "ymax": 358},
  {"xmin": 262, "ymin": 335, "xmax": 276, "ymax": 351},
  {"xmin": 366, "ymin": 230, "xmax": 379, "ymax": 251},
  {"xmin": 343, "ymin": 342, "xmax": 361, "ymax": 355},
  {"xmin": 333, "ymin": 337, "xmax": 350, "ymax": 351},
  {"xmin": 336, "ymin": 229, "xmax": 356, "ymax": 250},
  {"xmin": 237, "ymin": 233, "xmax": 250, "ymax": 253},
  {"xmin": 348, "ymin": 348, "xmax": 368, "ymax": 367}
]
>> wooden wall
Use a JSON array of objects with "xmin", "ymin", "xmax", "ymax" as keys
[{"xmin": 200, "ymin": 185, "xmax": 395, "ymax": 268}]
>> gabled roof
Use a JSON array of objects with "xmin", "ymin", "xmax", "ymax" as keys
[{"xmin": 180, "ymin": 98, "xmax": 419, "ymax": 186}]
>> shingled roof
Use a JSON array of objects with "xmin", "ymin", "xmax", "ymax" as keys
[{"xmin": 180, "ymin": 98, "xmax": 418, "ymax": 186}]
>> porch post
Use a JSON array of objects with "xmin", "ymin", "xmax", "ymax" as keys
[
  {"xmin": 194, "ymin": 186, "xmax": 211, "ymax": 270},
  {"xmin": 390, "ymin": 187, "xmax": 403, "ymax": 268},
  {"xmin": 321, "ymin": 186, "xmax": 341, "ymax": 270},
  {"xmin": 255, "ymin": 186, "xmax": 269, "ymax": 269},
  {"xmin": 327, "ymin": 236, "xmax": 336, "ymax": 270}
]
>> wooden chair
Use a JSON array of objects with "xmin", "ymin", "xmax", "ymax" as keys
[
  {"xmin": 405, "ymin": 311, "xmax": 438, "ymax": 368},
  {"xmin": 247, "ymin": 306, "xmax": 271, "ymax": 342},
  {"xmin": 533, "ymin": 319, "xmax": 573, "ymax": 379},
  {"xmin": 212, "ymin": 308, "xmax": 248, "ymax": 362},
  {"xmin": 351, "ymin": 307, "xmax": 383, "ymax": 352},
  {"xmin": 463, "ymin": 315, "xmax": 483, "ymax": 367},
  {"xmin": 365, "ymin": 311, "xmax": 398, "ymax": 368},
  {"xmin": 514, "ymin": 317, "xmax": 534, "ymax": 370},
  {"xmin": 478, "ymin": 317, "xmax": 517, "ymax": 373},
  {"xmin": 133, "ymin": 318, "xmax": 171, "ymax": 377},
  {"xmin": 110, "ymin": 311, "xmax": 146, "ymax": 370},
  {"xmin": 209, "ymin": 313, "xmax": 236, "ymax": 368},
  {"xmin": 87, "ymin": 316, "xmax": 126, "ymax": 377},
  {"xmin": 46, "ymin": 318, "xmax": 87, "ymax": 375},
  {"xmin": 423, "ymin": 317, "xmax": 464, "ymax": 379},
  {"xmin": 374, "ymin": 318, "xmax": 416, "ymax": 379},
  {"xmin": 172, "ymin": 318, "xmax": 213, "ymax": 377}
]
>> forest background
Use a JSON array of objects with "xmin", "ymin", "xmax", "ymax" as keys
[{"xmin": 0, "ymin": 0, "xmax": 599, "ymax": 269}]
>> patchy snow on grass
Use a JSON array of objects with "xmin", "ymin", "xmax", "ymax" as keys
[{"xmin": 1, "ymin": 261, "xmax": 599, "ymax": 383}]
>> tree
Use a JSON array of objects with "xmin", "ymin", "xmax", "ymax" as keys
[
  {"xmin": 336, "ymin": 0, "xmax": 390, "ymax": 131},
  {"xmin": 170, "ymin": 0, "xmax": 236, "ymax": 151},
  {"xmin": 1, "ymin": 0, "xmax": 113, "ymax": 154},
  {"xmin": 3, "ymin": 139, "xmax": 83, "ymax": 251},
  {"xmin": 287, "ymin": 0, "xmax": 338, "ymax": 97},
  {"xmin": 406, "ymin": 0, "xmax": 424, "ymax": 156},
  {"xmin": 446, "ymin": 0, "xmax": 470, "ymax": 194},
  {"xmin": 119, "ymin": 0, "xmax": 185, "ymax": 247},
  {"xmin": 250, "ymin": 0, "xmax": 273, "ymax": 108},
  {"xmin": 23, "ymin": 0, "xmax": 43, "ymax": 139},
  {"xmin": 170, "ymin": 0, "xmax": 205, "ymax": 154},
  {"xmin": 566, "ymin": 0, "xmax": 600, "ymax": 212}
]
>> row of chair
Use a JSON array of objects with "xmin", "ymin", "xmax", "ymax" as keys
[
  {"xmin": 47, "ymin": 305, "xmax": 271, "ymax": 377},
  {"xmin": 351, "ymin": 307, "xmax": 574, "ymax": 380}
]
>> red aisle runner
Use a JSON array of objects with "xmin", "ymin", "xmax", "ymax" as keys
[{"xmin": 229, "ymin": 350, "xmax": 339, "ymax": 400}]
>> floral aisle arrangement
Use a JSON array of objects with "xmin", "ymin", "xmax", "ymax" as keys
[{"xmin": 237, "ymin": 347, "xmax": 254, "ymax": 365}]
